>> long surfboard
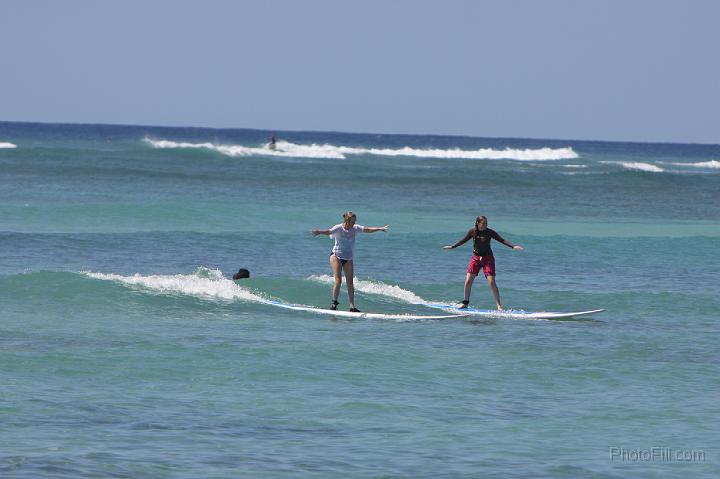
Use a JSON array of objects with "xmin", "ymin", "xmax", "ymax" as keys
[
  {"xmin": 263, "ymin": 300, "xmax": 466, "ymax": 320},
  {"xmin": 423, "ymin": 302, "xmax": 605, "ymax": 320}
]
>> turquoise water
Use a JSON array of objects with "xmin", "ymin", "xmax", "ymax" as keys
[{"xmin": 1, "ymin": 122, "xmax": 718, "ymax": 477}]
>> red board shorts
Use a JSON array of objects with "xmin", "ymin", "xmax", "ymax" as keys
[{"xmin": 467, "ymin": 253, "xmax": 496, "ymax": 277}]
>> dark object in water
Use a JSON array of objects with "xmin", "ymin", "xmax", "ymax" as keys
[{"xmin": 232, "ymin": 268, "xmax": 250, "ymax": 280}]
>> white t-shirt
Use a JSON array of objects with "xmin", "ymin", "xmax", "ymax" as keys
[{"xmin": 330, "ymin": 224, "xmax": 365, "ymax": 260}]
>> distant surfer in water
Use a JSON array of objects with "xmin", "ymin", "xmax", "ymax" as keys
[
  {"xmin": 443, "ymin": 215, "xmax": 523, "ymax": 310},
  {"xmin": 268, "ymin": 135, "xmax": 276, "ymax": 150},
  {"xmin": 312, "ymin": 211, "xmax": 389, "ymax": 312}
]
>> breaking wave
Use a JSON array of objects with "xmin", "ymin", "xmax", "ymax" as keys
[
  {"xmin": 144, "ymin": 138, "xmax": 579, "ymax": 161},
  {"xmin": 601, "ymin": 161, "xmax": 664, "ymax": 173},
  {"xmin": 83, "ymin": 267, "xmax": 267, "ymax": 303},
  {"xmin": 308, "ymin": 274, "xmax": 431, "ymax": 305},
  {"xmin": 667, "ymin": 160, "xmax": 720, "ymax": 169}
]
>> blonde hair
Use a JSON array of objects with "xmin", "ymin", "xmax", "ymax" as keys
[{"xmin": 342, "ymin": 211, "xmax": 357, "ymax": 227}]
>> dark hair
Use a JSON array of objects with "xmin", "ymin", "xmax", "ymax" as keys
[
  {"xmin": 475, "ymin": 215, "xmax": 487, "ymax": 225},
  {"xmin": 232, "ymin": 268, "xmax": 250, "ymax": 280}
]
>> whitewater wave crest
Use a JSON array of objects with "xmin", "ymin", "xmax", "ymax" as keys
[
  {"xmin": 601, "ymin": 161, "xmax": 664, "ymax": 173},
  {"xmin": 667, "ymin": 160, "xmax": 720, "ymax": 169},
  {"xmin": 144, "ymin": 138, "xmax": 346, "ymax": 159},
  {"xmin": 144, "ymin": 138, "xmax": 579, "ymax": 161},
  {"xmin": 307, "ymin": 275, "xmax": 538, "ymax": 317},
  {"xmin": 0, "ymin": 142, "xmax": 17, "ymax": 148},
  {"xmin": 83, "ymin": 267, "xmax": 267, "ymax": 303},
  {"xmin": 308, "ymin": 274, "xmax": 435, "ymax": 305}
]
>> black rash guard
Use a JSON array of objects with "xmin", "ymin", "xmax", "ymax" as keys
[{"xmin": 451, "ymin": 227, "xmax": 514, "ymax": 256}]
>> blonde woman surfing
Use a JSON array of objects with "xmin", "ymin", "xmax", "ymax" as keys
[{"xmin": 312, "ymin": 211, "xmax": 389, "ymax": 311}]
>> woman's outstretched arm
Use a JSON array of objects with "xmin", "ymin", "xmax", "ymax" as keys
[
  {"xmin": 362, "ymin": 225, "xmax": 389, "ymax": 233},
  {"xmin": 443, "ymin": 229, "xmax": 473, "ymax": 250}
]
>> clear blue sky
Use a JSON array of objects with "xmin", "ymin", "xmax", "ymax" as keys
[{"xmin": 2, "ymin": 0, "xmax": 718, "ymax": 143}]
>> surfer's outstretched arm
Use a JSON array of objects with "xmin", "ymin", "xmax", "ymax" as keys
[
  {"xmin": 492, "ymin": 231, "xmax": 524, "ymax": 250},
  {"xmin": 443, "ymin": 229, "xmax": 473, "ymax": 250},
  {"xmin": 312, "ymin": 228, "xmax": 331, "ymax": 236},
  {"xmin": 363, "ymin": 225, "xmax": 389, "ymax": 233}
]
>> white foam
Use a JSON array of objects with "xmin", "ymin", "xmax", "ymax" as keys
[
  {"xmin": 144, "ymin": 138, "xmax": 345, "ymax": 159},
  {"xmin": 668, "ymin": 160, "xmax": 720, "ymax": 169},
  {"xmin": 619, "ymin": 162, "xmax": 664, "ymax": 173},
  {"xmin": 83, "ymin": 267, "xmax": 267, "ymax": 303},
  {"xmin": 0, "ymin": 142, "xmax": 17, "ymax": 148},
  {"xmin": 335, "ymin": 145, "xmax": 578, "ymax": 161},
  {"xmin": 601, "ymin": 161, "xmax": 664, "ymax": 173},
  {"xmin": 144, "ymin": 138, "xmax": 578, "ymax": 161},
  {"xmin": 308, "ymin": 275, "xmax": 538, "ymax": 316},
  {"xmin": 308, "ymin": 274, "xmax": 430, "ymax": 305},
  {"xmin": 306, "ymin": 275, "xmax": 550, "ymax": 318}
]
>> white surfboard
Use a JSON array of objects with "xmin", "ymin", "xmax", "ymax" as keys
[
  {"xmin": 263, "ymin": 300, "xmax": 466, "ymax": 320},
  {"xmin": 423, "ymin": 302, "xmax": 605, "ymax": 320}
]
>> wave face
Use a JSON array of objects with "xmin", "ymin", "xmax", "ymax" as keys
[{"xmin": 144, "ymin": 138, "xmax": 578, "ymax": 161}]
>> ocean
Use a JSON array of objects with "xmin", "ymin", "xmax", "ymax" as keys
[{"xmin": 1, "ymin": 121, "xmax": 718, "ymax": 478}]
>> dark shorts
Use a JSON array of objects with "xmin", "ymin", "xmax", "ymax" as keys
[
  {"xmin": 467, "ymin": 253, "xmax": 496, "ymax": 277},
  {"xmin": 330, "ymin": 253, "xmax": 351, "ymax": 266}
]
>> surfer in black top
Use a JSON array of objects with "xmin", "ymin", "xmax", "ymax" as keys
[{"xmin": 443, "ymin": 215, "xmax": 523, "ymax": 310}]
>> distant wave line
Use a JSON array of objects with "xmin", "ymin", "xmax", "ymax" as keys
[
  {"xmin": 600, "ymin": 161, "xmax": 664, "ymax": 173},
  {"xmin": 664, "ymin": 160, "xmax": 720, "ymax": 169},
  {"xmin": 0, "ymin": 142, "xmax": 17, "ymax": 148},
  {"xmin": 144, "ymin": 138, "xmax": 579, "ymax": 161}
]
